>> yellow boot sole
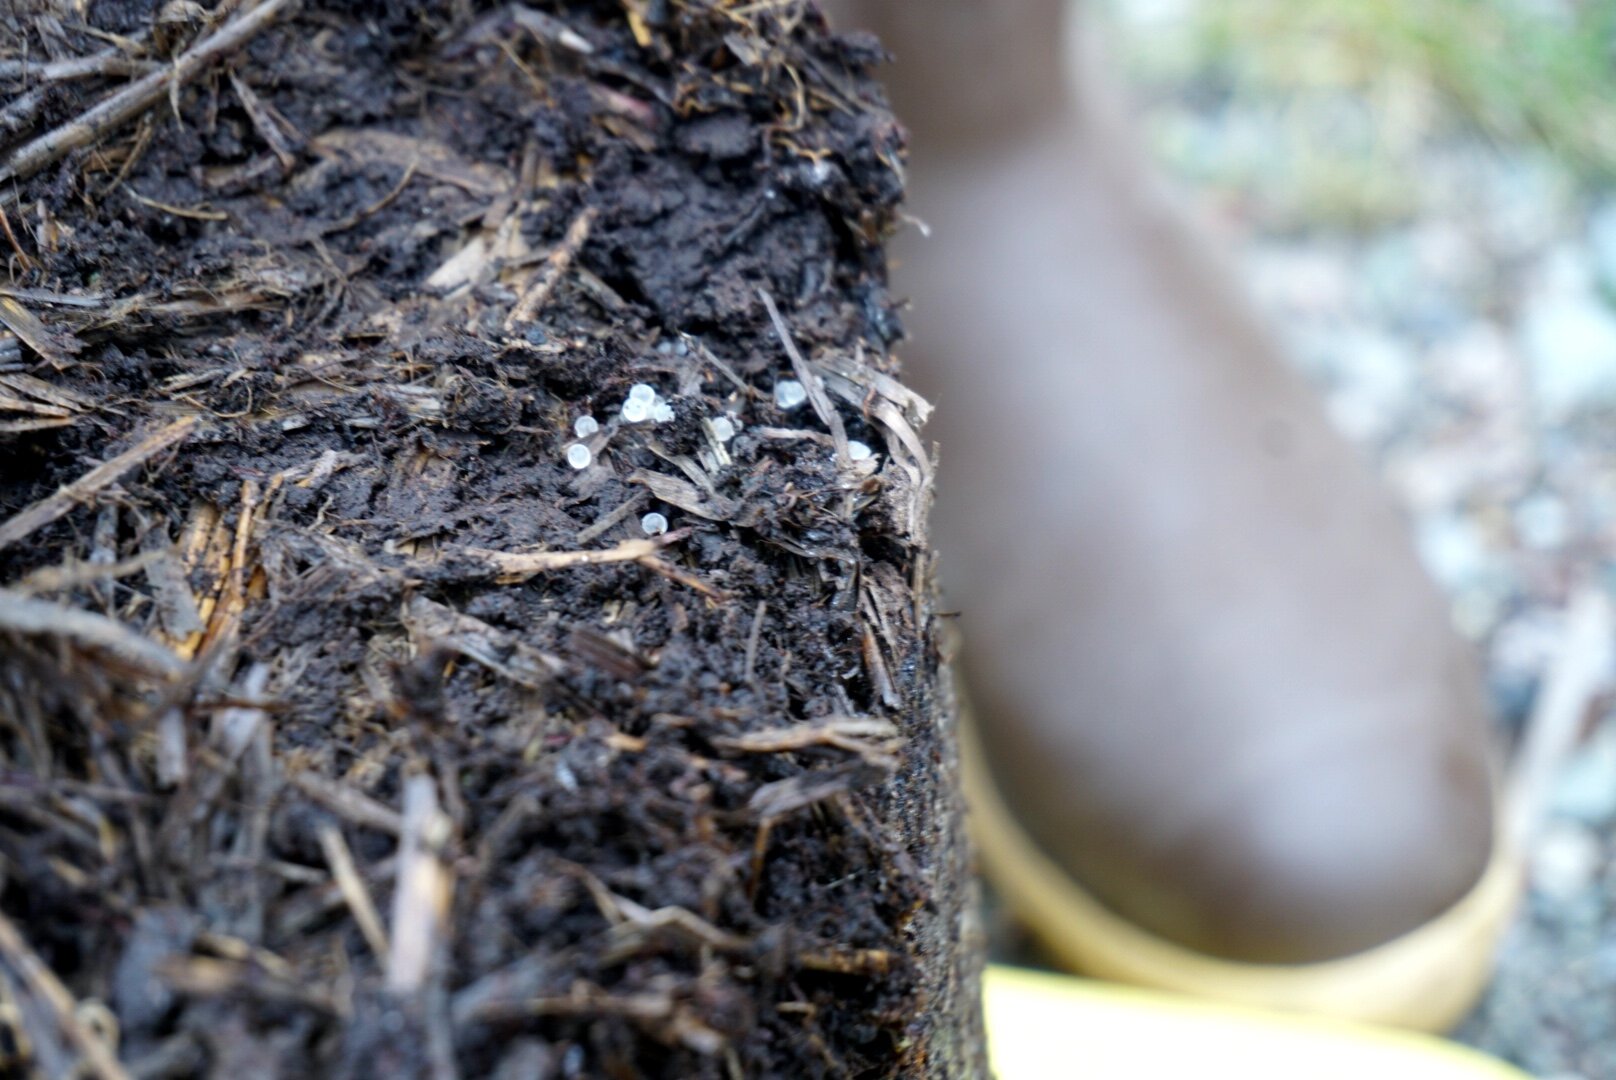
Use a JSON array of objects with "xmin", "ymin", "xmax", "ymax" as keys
[
  {"xmin": 984, "ymin": 965, "xmax": 1530, "ymax": 1079},
  {"xmin": 962, "ymin": 712, "xmax": 1523, "ymax": 1032}
]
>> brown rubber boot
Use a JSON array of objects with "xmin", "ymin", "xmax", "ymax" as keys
[{"xmin": 825, "ymin": 0, "xmax": 1519, "ymax": 1029}]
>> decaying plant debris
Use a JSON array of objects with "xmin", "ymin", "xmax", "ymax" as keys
[{"xmin": 0, "ymin": 1, "xmax": 985, "ymax": 1076}]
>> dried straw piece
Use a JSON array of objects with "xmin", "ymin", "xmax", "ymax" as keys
[
  {"xmin": 0, "ymin": 0, "xmax": 301, "ymax": 186},
  {"xmin": 0, "ymin": 416, "xmax": 198, "ymax": 553}
]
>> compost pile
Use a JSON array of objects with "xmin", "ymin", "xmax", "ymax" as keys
[{"xmin": 0, "ymin": 1, "xmax": 984, "ymax": 1076}]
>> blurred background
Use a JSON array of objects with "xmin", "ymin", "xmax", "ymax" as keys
[{"xmin": 1085, "ymin": 1, "xmax": 1616, "ymax": 1073}]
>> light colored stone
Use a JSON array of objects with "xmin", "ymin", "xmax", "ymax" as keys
[
  {"xmin": 1551, "ymin": 721, "xmax": 1616, "ymax": 825},
  {"xmin": 1530, "ymin": 821, "xmax": 1604, "ymax": 901}
]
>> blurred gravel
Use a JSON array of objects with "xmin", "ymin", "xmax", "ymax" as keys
[{"xmin": 1100, "ymin": 6, "xmax": 1616, "ymax": 1074}]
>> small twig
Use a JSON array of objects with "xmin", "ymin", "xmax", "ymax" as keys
[
  {"xmin": 467, "ymin": 529, "xmax": 684, "ymax": 580},
  {"xmin": 504, "ymin": 206, "xmax": 597, "ymax": 329},
  {"xmin": 861, "ymin": 624, "xmax": 899, "ymax": 709},
  {"xmin": 637, "ymin": 553, "xmax": 727, "ymax": 599},
  {"xmin": 797, "ymin": 946, "xmax": 894, "ymax": 977},
  {"xmin": 198, "ymin": 479, "xmax": 260, "ymax": 655},
  {"xmin": 713, "ymin": 717, "xmax": 899, "ymax": 756},
  {"xmin": 758, "ymin": 287, "xmax": 848, "ymax": 463},
  {"xmin": 319, "ymin": 161, "xmax": 417, "ymax": 236},
  {"xmin": 575, "ymin": 492, "xmax": 647, "ymax": 545},
  {"xmin": 690, "ymin": 337, "xmax": 761, "ymax": 399},
  {"xmin": 510, "ymin": 6, "xmax": 596, "ymax": 53},
  {"xmin": 125, "ymin": 188, "xmax": 228, "ymax": 220},
  {"xmin": 15, "ymin": 548, "xmax": 162, "ymax": 593},
  {"xmin": 0, "ymin": 0, "xmax": 301, "ymax": 185},
  {"xmin": 318, "ymin": 825, "xmax": 392, "ymax": 966},
  {"xmin": 0, "ymin": 205, "xmax": 33, "ymax": 271},
  {"xmin": 743, "ymin": 600, "xmax": 765, "ymax": 684},
  {"xmin": 0, "ymin": 53, "xmax": 158, "ymax": 83},
  {"xmin": 156, "ymin": 956, "xmax": 336, "ymax": 1014},
  {"xmin": 0, "ymin": 589, "xmax": 187, "ymax": 678},
  {"xmin": 227, "ymin": 68, "xmax": 299, "ymax": 170},
  {"xmin": 404, "ymin": 595, "xmax": 563, "ymax": 689},
  {"xmin": 469, "ymin": 536, "xmax": 661, "ymax": 575},
  {"xmin": 288, "ymin": 771, "xmax": 403, "ymax": 836},
  {"xmin": 93, "ymin": 115, "xmax": 156, "ymax": 200},
  {"xmin": 0, "ymin": 909, "xmax": 130, "ymax": 1080},
  {"xmin": 0, "ymin": 415, "xmax": 198, "ymax": 552}
]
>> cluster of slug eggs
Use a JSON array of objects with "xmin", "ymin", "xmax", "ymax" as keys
[
  {"xmin": 564, "ymin": 384, "xmax": 686, "ymax": 471},
  {"xmin": 566, "ymin": 372, "xmax": 872, "ymax": 529}
]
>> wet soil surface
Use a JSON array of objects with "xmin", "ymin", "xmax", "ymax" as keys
[{"xmin": 0, "ymin": 2, "xmax": 982, "ymax": 1076}]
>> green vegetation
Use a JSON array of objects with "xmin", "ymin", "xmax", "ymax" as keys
[{"xmin": 1103, "ymin": 0, "xmax": 1616, "ymax": 223}]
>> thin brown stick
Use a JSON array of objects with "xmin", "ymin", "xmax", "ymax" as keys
[
  {"xmin": 320, "ymin": 161, "xmax": 417, "ymax": 236},
  {"xmin": 288, "ymin": 772, "xmax": 403, "ymax": 836},
  {"xmin": 467, "ymin": 532, "xmax": 676, "ymax": 578},
  {"xmin": 0, "ymin": 589, "xmax": 187, "ymax": 678},
  {"xmin": 467, "ymin": 530, "xmax": 724, "ymax": 598},
  {"xmin": 797, "ymin": 946, "xmax": 894, "ymax": 977},
  {"xmin": 0, "ymin": 204, "xmax": 33, "ymax": 271},
  {"xmin": 0, "ymin": 909, "xmax": 131, "ymax": 1080},
  {"xmin": 16, "ymin": 548, "xmax": 162, "ymax": 593},
  {"xmin": 636, "ymin": 554, "xmax": 726, "ymax": 599},
  {"xmin": 743, "ymin": 600, "xmax": 766, "ymax": 684},
  {"xmin": 713, "ymin": 717, "xmax": 899, "ymax": 755},
  {"xmin": 227, "ymin": 68, "xmax": 299, "ymax": 170},
  {"xmin": 758, "ymin": 287, "xmax": 849, "ymax": 463},
  {"xmin": 0, "ymin": 0, "xmax": 301, "ymax": 185},
  {"xmin": 575, "ymin": 492, "xmax": 647, "ymax": 545},
  {"xmin": 0, "ymin": 53, "xmax": 158, "ymax": 83},
  {"xmin": 318, "ymin": 825, "xmax": 392, "ymax": 966},
  {"xmin": 125, "ymin": 189, "xmax": 228, "ymax": 221},
  {"xmin": 504, "ymin": 206, "xmax": 597, "ymax": 329},
  {"xmin": 0, "ymin": 415, "xmax": 198, "ymax": 552}
]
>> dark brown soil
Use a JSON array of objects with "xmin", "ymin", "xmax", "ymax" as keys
[{"xmin": 0, "ymin": 2, "xmax": 984, "ymax": 1076}]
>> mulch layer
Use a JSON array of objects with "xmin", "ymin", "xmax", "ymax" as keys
[{"xmin": 0, "ymin": 2, "xmax": 984, "ymax": 1076}]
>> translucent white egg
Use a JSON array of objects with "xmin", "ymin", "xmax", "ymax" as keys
[{"xmin": 774, "ymin": 379, "xmax": 807, "ymax": 410}]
